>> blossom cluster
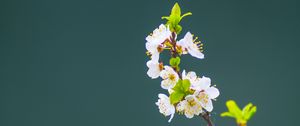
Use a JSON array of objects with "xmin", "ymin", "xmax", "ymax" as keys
[{"xmin": 145, "ymin": 24, "xmax": 220, "ymax": 122}]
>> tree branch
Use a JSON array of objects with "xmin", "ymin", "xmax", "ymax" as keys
[
  {"xmin": 201, "ymin": 111, "xmax": 214, "ymax": 126},
  {"xmin": 169, "ymin": 32, "xmax": 214, "ymax": 126}
]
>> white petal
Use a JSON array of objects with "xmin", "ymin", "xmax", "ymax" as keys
[
  {"xmin": 168, "ymin": 113, "xmax": 174, "ymax": 122},
  {"xmin": 151, "ymin": 53, "xmax": 159, "ymax": 62},
  {"xmin": 164, "ymin": 66, "xmax": 174, "ymax": 73},
  {"xmin": 187, "ymin": 71, "xmax": 196, "ymax": 79},
  {"xmin": 203, "ymin": 99, "xmax": 213, "ymax": 112},
  {"xmin": 206, "ymin": 87, "xmax": 220, "ymax": 99},
  {"xmin": 158, "ymin": 93, "xmax": 167, "ymax": 99},
  {"xmin": 199, "ymin": 76, "xmax": 211, "ymax": 90},
  {"xmin": 147, "ymin": 69, "xmax": 159, "ymax": 79},
  {"xmin": 182, "ymin": 70, "xmax": 186, "ymax": 79},
  {"xmin": 192, "ymin": 102, "xmax": 203, "ymax": 115},
  {"xmin": 185, "ymin": 95, "xmax": 195, "ymax": 101},
  {"xmin": 159, "ymin": 68, "xmax": 168, "ymax": 79},
  {"xmin": 176, "ymin": 101, "xmax": 187, "ymax": 112},
  {"xmin": 189, "ymin": 49, "xmax": 204, "ymax": 59},
  {"xmin": 185, "ymin": 111, "xmax": 194, "ymax": 118},
  {"xmin": 145, "ymin": 42, "xmax": 156, "ymax": 52},
  {"xmin": 184, "ymin": 32, "xmax": 193, "ymax": 41},
  {"xmin": 177, "ymin": 39, "xmax": 186, "ymax": 47},
  {"xmin": 146, "ymin": 60, "xmax": 160, "ymax": 79},
  {"xmin": 161, "ymin": 79, "xmax": 174, "ymax": 90}
]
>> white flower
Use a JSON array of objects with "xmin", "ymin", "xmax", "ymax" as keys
[
  {"xmin": 146, "ymin": 24, "xmax": 172, "ymax": 61},
  {"xmin": 182, "ymin": 70, "xmax": 201, "ymax": 90},
  {"xmin": 156, "ymin": 93, "xmax": 175, "ymax": 122},
  {"xmin": 193, "ymin": 76, "xmax": 220, "ymax": 112},
  {"xmin": 146, "ymin": 60, "xmax": 163, "ymax": 79},
  {"xmin": 160, "ymin": 66, "xmax": 179, "ymax": 90},
  {"xmin": 177, "ymin": 32, "xmax": 204, "ymax": 59},
  {"xmin": 176, "ymin": 95, "xmax": 203, "ymax": 118}
]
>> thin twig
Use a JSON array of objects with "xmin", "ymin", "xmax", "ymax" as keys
[{"xmin": 169, "ymin": 32, "xmax": 214, "ymax": 126}]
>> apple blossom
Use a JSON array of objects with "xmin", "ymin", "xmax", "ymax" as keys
[
  {"xmin": 146, "ymin": 24, "xmax": 171, "ymax": 61},
  {"xmin": 160, "ymin": 66, "xmax": 179, "ymax": 90},
  {"xmin": 156, "ymin": 93, "xmax": 175, "ymax": 122},
  {"xmin": 177, "ymin": 32, "xmax": 204, "ymax": 59}
]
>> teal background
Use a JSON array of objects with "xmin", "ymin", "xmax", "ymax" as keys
[{"xmin": 1, "ymin": 0, "xmax": 299, "ymax": 126}]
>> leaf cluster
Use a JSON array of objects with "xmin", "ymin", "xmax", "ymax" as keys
[
  {"xmin": 221, "ymin": 100, "xmax": 257, "ymax": 125},
  {"xmin": 162, "ymin": 3, "xmax": 192, "ymax": 34},
  {"xmin": 170, "ymin": 79, "xmax": 192, "ymax": 104}
]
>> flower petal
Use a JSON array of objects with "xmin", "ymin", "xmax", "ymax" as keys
[
  {"xmin": 189, "ymin": 49, "xmax": 204, "ymax": 59},
  {"xmin": 202, "ymin": 99, "xmax": 213, "ymax": 112},
  {"xmin": 161, "ymin": 79, "xmax": 175, "ymax": 90},
  {"xmin": 146, "ymin": 60, "xmax": 161, "ymax": 79},
  {"xmin": 168, "ymin": 113, "xmax": 174, "ymax": 122},
  {"xmin": 199, "ymin": 76, "xmax": 211, "ymax": 90},
  {"xmin": 206, "ymin": 87, "xmax": 220, "ymax": 99}
]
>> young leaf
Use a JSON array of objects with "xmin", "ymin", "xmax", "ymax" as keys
[
  {"xmin": 170, "ymin": 92, "xmax": 185, "ymax": 104},
  {"xmin": 171, "ymin": 3, "xmax": 181, "ymax": 18},
  {"xmin": 244, "ymin": 105, "xmax": 257, "ymax": 120},
  {"xmin": 172, "ymin": 79, "xmax": 183, "ymax": 92},
  {"xmin": 169, "ymin": 57, "xmax": 181, "ymax": 67},
  {"xmin": 181, "ymin": 12, "xmax": 192, "ymax": 20},
  {"xmin": 242, "ymin": 103, "xmax": 253, "ymax": 116},
  {"xmin": 161, "ymin": 3, "xmax": 192, "ymax": 34},
  {"xmin": 181, "ymin": 79, "xmax": 191, "ymax": 92},
  {"xmin": 174, "ymin": 25, "xmax": 182, "ymax": 34},
  {"xmin": 221, "ymin": 112, "xmax": 235, "ymax": 118},
  {"xmin": 221, "ymin": 100, "xmax": 257, "ymax": 125},
  {"xmin": 226, "ymin": 100, "xmax": 243, "ymax": 119}
]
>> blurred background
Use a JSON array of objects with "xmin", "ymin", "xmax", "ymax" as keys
[{"xmin": 1, "ymin": 0, "xmax": 299, "ymax": 125}]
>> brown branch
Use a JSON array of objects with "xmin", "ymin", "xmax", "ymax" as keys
[
  {"xmin": 201, "ymin": 111, "xmax": 214, "ymax": 126},
  {"xmin": 169, "ymin": 32, "xmax": 214, "ymax": 126}
]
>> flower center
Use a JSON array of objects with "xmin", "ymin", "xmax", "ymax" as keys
[
  {"xmin": 169, "ymin": 74, "xmax": 176, "ymax": 81},
  {"xmin": 197, "ymin": 92, "xmax": 209, "ymax": 104},
  {"xmin": 188, "ymin": 99, "xmax": 197, "ymax": 106}
]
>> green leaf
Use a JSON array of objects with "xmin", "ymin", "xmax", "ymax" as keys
[
  {"xmin": 174, "ymin": 25, "xmax": 182, "ymax": 34},
  {"xmin": 244, "ymin": 105, "xmax": 257, "ymax": 120},
  {"xmin": 221, "ymin": 112, "xmax": 235, "ymax": 118},
  {"xmin": 161, "ymin": 16, "xmax": 169, "ymax": 20},
  {"xmin": 182, "ymin": 79, "xmax": 191, "ymax": 92},
  {"xmin": 242, "ymin": 103, "xmax": 253, "ymax": 116},
  {"xmin": 221, "ymin": 100, "xmax": 257, "ymax": 125},
  {"xmin": 169, "ymin": 57, "xmax": 181, "ymax": 67},
  {"xmin": 172, "ymin": 79, "xmax": 182, "ymax": 92},
  {"xmin": 181, "ymin": 12, "xmax": 192, "ymax": 20},
  {"xmin": 226, "ymin": 100, "xmax": 243, "ymax": 118},
  {"xmin": 170, "ymin": 92, "xmax": 185, "ymax": 104},
  {"xmin": 161, "ymin": 3, "xmax": 191, "ymax": 34},
  {"xmin": 171, "ymin": 3, "xmax": 181, "ymax": 18}
]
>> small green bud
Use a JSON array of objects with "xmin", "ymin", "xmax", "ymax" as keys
[
  {"xmin": 162, "ymin": 3, "xmax": 192, "ymax": 34},
  {"xmin": 169, "ymin": 57, "xmax": 181, "ymax": 67}
]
